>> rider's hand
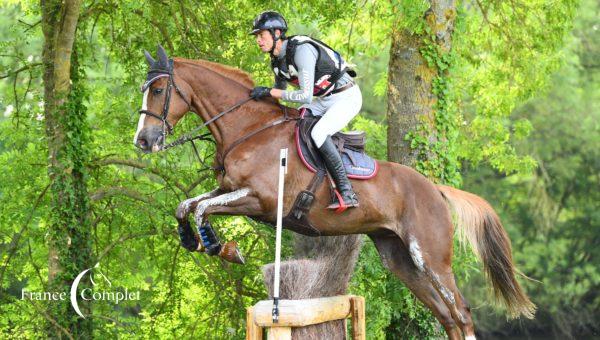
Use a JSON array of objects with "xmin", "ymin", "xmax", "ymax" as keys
[{"xmin": 250, "ymin": 86, "xmax": 272, "ymax": 100}]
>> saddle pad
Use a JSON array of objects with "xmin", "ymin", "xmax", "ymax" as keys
[{"xmin": 295, "ymin": 108, "xmax": 378, "ymax": 180}]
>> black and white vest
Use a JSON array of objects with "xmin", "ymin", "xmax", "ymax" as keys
[{"xmin": 270, "ymin": 35, "xmax": 356, "ymax": 97}]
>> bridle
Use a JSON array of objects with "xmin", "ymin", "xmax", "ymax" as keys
[{"xmin": 138, "ymin": 60, "xmax": 192, "ymax": 141}]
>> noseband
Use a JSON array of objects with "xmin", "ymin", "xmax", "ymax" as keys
[{"xmin": 139, "ymin": 60, "xmax": 191, "ymax": 137}]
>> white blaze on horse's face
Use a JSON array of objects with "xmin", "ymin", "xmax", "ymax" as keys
[{"xmin": 133, "ymin": 89, "xmax": 149, "ymax": 146}]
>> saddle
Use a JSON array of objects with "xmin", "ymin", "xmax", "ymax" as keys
[
  {"xmin": 295, "ymin": 109, "xmax": 378, "ymax": 179},
  {"xmin": 281, "ymin": 108, "xmax": 378, "ymax": 236}
]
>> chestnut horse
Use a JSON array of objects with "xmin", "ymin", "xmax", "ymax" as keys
[{"xmin": 133, "ymin": 47, "xmax": 535, "ymax": 339}]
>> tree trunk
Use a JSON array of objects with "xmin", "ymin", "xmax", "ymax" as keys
[
  {"xmin": 263, "ymin": 235, "xmax": 363, "ymax": 339},
  {"xmin": 386, "ymin": 0, "xmax": 456, "ymax": 166},
  {"xmin": 385, "ymin": 0, "xmax": 457, "ymax": 336},
  {"xmin": 41, "ymin": 0, "xmax": 92, "ymax": 338}
]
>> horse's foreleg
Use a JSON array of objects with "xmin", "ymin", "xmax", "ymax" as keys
[
  {"xmin": 176, "ymin": 188, "xmax": 224, "ymax": 220},
  {"xmin": 193, "ymin": 188, "xmax": 254, "ymax": 226},
  {"xmin": 175, "ymin": 188, "xmax": 224, "ymax": 252},
  {"xmin": 192, "ymin": 188, "xmax": 263, "ymax": 264}
]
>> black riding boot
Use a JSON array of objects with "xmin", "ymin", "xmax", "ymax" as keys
[{"xmin": 318, "ymin": 136, "xmax": 359, "ymax": 211}]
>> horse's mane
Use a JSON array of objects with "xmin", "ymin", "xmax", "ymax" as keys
[{"xmin": 174, "ymin": 57, "xmax": 255, "ymax": 89}]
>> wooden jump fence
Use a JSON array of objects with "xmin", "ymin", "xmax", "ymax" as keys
[{"xmin": 246, "ymin": 295, "xmax": 365, "ymax": 340}]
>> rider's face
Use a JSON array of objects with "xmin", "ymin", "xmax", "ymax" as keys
[{"xmin": 255, "ymin": 30, "xmax": 275, "ymax": 52}]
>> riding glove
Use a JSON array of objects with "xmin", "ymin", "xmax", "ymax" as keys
[{"xmin": 250, "ymin": 86, "xmax": 272, "ymax": 100}]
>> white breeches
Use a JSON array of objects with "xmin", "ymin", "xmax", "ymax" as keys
[{"xmin": 302, "ymin": 84, "xmax": 362, "ymax": 148}]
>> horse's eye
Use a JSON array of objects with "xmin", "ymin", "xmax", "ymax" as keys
[{"xmin": 153, "ymin": 88, "xmax": 163, "ymax": 95}]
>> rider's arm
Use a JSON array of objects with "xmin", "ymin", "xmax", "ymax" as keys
[{"xmin": 270, "ymin": 44, "xmax": 316, "ymax": 104}]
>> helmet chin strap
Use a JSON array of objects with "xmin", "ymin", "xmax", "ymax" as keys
[{"xmin": 269, "ymin": 29, "xmax": 283, "ymax": 57}]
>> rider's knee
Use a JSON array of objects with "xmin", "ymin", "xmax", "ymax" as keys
[{"xmin": 310, "ymin": 127, "xmax": 327, "ymax": 148}]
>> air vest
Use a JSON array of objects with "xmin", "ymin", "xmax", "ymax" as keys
[{"xmin": 270, "ymin": 35, "xmax": 356, "ymax": 97}]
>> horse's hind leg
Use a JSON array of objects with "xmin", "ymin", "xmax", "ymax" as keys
[
  {"xmin": 425, "ymin": 263, "xmax": 476, "ymax": 339},
  {"xmin": 405, "ymin": 232, "xmax": 476, "ymax": 339},
  {"xmin": 369, "ymin": 233, "xmax": 462, "ymax": 340}
]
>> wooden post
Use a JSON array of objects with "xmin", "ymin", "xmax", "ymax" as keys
[
  {"xmin": 246, "ymin": 295, "xmax": 366, "ymax": 339},
  {"xmin": 247, "ymin": 306, "xmax": 263, "ymax": 340},
  {"xmin": 350, "ymin": 296, "xmax": 366, "ymax": 340},
  {"xmin": 268, "ymin": 327, "xmax": 291, "ymax": 340}
]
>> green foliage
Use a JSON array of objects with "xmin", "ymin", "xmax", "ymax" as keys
[
  {"xmin": 384, "ymin": 0, "xmax": 581, "ymax": 337},
  {"xmin": 461, "ymin": 0, "xmax": 598, "ymax": 336},
  {"xmin": 350, "ymin": 115, "xmax": 387, "ymax": 160},
  {"xmin": 453, "ymin": 0, "xmax": 579, "ymax": 174},
  {"xmin": 389, "ymin": 0, "xmax": 429, "ymax": 34},
  {"xmin": 45, "ymin": 39, "xmax": 95, "ymax": 337},
  {"xmin": 349, "ymin": 241, "xmax": 394, "ymax": 339}
]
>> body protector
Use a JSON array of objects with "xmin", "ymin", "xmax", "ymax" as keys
[{"xmin": 271, "ymin": 35, "xmax": 357, "ymax": 97}]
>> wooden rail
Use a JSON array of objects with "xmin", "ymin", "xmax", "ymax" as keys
[{"xmin": 246, "ymin": 295, "xmax": 365, "ymax": 340}]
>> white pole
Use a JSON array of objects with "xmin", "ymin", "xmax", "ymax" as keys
[{"xmin": 272, "ymin": 148, "xmax": 288, "ymax": 323}]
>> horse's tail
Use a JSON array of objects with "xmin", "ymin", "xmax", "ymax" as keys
[{"xmin": 437, "ymin": 184, "xmax": 536, "ymax": 319}]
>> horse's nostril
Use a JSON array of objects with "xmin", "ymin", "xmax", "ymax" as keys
[{"xmin": 137, "ymin": 138, "xmax": 148, "ymax": 148}]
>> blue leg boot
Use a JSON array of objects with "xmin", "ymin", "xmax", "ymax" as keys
[{"xmin": 198, "ymin": 220, "xmax": 222, "ymax": 256}]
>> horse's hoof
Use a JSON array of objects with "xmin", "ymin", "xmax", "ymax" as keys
[{"xmin": 218, "ymin": 241, "xmax": 245, "ymax": 264}]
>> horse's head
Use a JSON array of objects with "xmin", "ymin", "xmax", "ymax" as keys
[{"xmin": 133, "ymin": 45, "xmax": 192, "ymax": 153}]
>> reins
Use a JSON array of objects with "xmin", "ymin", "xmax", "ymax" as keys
[
  {"xmin": 160, "ymin": 96, "xmax": 254, "ymax": 151},
  {"xmin": 217, "ymin": 105, "xmax": 297, "ymax": 170}
]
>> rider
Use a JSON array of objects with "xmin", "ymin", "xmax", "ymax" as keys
[{"xmin": 249, "ymin": 11, "xmax": 361, "ymax": 211}]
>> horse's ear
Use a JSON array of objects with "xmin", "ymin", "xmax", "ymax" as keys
[
  {"xmin": 144, "ymin": 50, "xmax": 155, "ymax": 67},
  {"xmin": 157, "ymin": 44, "xmax": 168, "ymax": 66}
]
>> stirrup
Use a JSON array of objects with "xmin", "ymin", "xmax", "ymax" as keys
[{"xmin": 327, "ymin": 190, "xmax": 359, "ymax": 213}]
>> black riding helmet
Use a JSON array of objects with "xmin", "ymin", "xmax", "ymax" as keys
[{"xmin": 250, "ymin": 11, "xmax": 287, "ymax": 55}]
